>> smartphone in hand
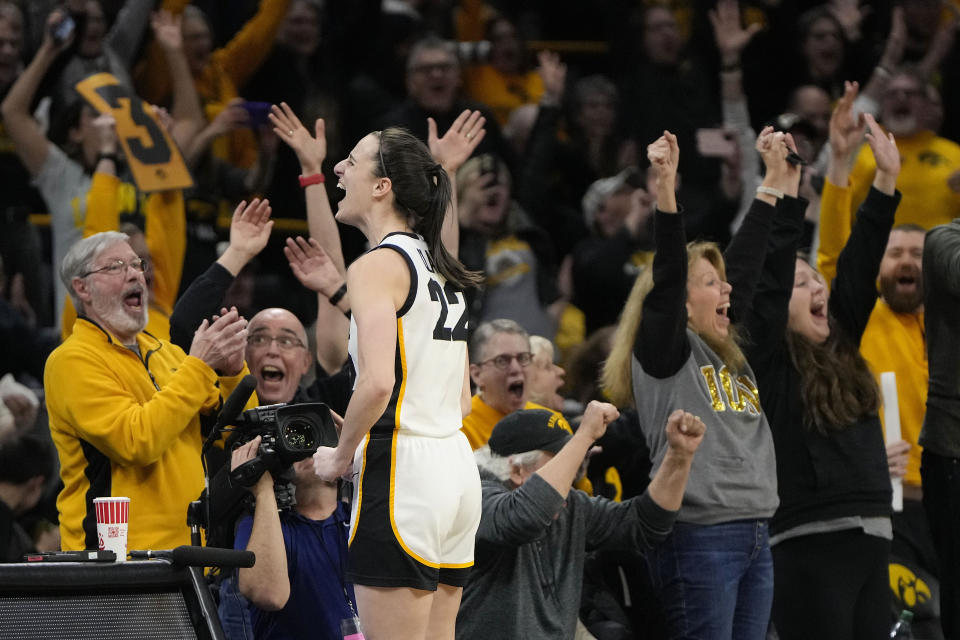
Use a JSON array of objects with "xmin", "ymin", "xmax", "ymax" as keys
[
  {"xmin": 240, "ymin": 101, "xmax": 272, "ymax": 128},
  {"xmin": 696, "ymin": 128, "xmax": 737, "ymax": 159},
  {"xmin": 50, "ymin": 14, "xmax": 76, "ymax": 46}
]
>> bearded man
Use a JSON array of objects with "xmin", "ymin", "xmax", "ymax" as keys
[
  {"xmin": 846, "ymin": 70, "xmax": 960, "ymax": 230},
  {"xmin": 45, "ymin": 231, "xmax": 252, "ymax": 553}
]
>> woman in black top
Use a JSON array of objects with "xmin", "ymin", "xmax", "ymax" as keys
[{"xmin": 743, "ymin": 102, "xmax": 902, "ymax": 638}]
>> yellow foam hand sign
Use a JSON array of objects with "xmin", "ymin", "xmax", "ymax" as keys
[{"xmin": 76, "ymin": 73, "xmax": 193, "ymax": 193}]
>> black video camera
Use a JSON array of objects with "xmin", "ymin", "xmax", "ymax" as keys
[{"xmin": 228, "ymin": 403, "xmax": 337, "ymax": 489}]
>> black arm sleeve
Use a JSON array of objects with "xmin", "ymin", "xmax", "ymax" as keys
[
  {"xmin": 169, "ymin": 262, "xmax": 236, "ymax": 351},
  {"xmin": 723, "ymin": 197, "xmax": 777, "ymax": 323},
  {"xmin": 830, "ymin": 187, "xmax": 901, "ymax": 343},
  {"xmin": 635, "ymin": 210, "xmax": 690, "ymax": 378},
  {"xmin": 742, "ymin": 196, "xmax": 807, "ymax": 360}
]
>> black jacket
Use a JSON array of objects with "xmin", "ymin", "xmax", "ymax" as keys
[{"xmin": 743, "ymin": 189, "xmax": 900, "ymax": 535}]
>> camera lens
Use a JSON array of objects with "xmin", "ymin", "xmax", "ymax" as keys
[{"xmin": 281, "ymin": 420, "xmax": 319, "ymax": 450}]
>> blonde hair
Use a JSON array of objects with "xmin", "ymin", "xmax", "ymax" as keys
[{"xmin": 601, "ymin": 241, "xmax": 745, "ymax": 407}]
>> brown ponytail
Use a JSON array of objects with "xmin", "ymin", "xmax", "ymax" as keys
[{"xmin": 375, "ymin": 129, "xmax": 482, "ymax": 290}]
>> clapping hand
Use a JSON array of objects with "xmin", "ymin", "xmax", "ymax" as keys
[{"xmin": 190, "ymin": 307, "xmax": 248, "ymax": 376}]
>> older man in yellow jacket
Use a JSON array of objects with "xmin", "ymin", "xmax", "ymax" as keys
[{"xmin": 46, "ymin": 231, "xmax": 255, "ymax": 553}]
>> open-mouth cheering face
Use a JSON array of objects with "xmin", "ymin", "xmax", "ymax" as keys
[
  {"xmin": 686, "ymin": 257, "xmax": 733, "ymax": 344},
  {"xmin": 80, "ymin": 241, "xmax": 148, "ymax": 342},
  {"xmin": 471, "ymin": 331, "xmax": 532, "ymax": 414},
  {"xmin": 245, "ymin": 309, "xmax": 312, "ymax": 405},
  {"xmin": 788, "ymin": 259, "xmax": 830, "ymax": 344},
  {"xmin": 878, "ymin": 228, "xmax": 924, "ymax": 314}
]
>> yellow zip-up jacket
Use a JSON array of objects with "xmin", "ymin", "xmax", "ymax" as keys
[
  {"xmin": 46, "ymin": 318, "xmax": 255, "ymax": 552},
  {"xmin": 818, "ymin": 178, "xmax": 927, "ymax": 487}
]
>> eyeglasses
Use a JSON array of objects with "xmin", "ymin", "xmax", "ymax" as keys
[
  {"xmin": 81, "ymin": 258, "xmax": 146, "ymax": 277},
  {"xmin": 246, "ymin": 334, "xmax": 306, "ymax": 351},
  {"xmin": 480, "ymin": 352, "xmax": 533, "ymax": 370},
  {"xmin": 409, "ymin": 62, "xmax": 457, "ymax": 76}
]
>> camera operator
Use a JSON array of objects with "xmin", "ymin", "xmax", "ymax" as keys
[{"xmin": 229, "ymin": 434, "xmax": 354, "ymax": 639}]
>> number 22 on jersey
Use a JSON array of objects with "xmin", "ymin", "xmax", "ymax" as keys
[{"xmin": 428, "ymin": 279, "xmax": 468, "ymax": 342}]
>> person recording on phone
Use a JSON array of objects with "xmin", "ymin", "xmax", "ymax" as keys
[
  {"xmin": 175, "ymin": 95, "xmax": 278, "ymax": 292},
  {"xmin": 228, "ymin": 431, "xmax": 354, "ymax": 640},
  {"xmin": 45, "ymin": 231, "xmax": 254, "ymax": 554},
  {"xmin": 45, "ymin": 0, "xmax": 155, "ymax": 123}
]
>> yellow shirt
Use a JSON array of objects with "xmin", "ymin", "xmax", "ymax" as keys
[
  {"xmin": 848, "ymin": 130, "xmax": 960, "ymax": 231},
  {"xmin": 463, "ymin": 65, "xmax": 544, "ymax": 126},
  {"xmin": 861, "ymin": 303, "xmax": 927, "ymax": 487},
  {"xmin": 462, "ymin": 394, "xmax": 570, "ymax": 450}
]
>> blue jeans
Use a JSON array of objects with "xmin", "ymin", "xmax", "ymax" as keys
[
  {"xmin": 217, "ymin": 574, "xmax": 254, "ymax": 640},
  {"xmin": 647, "ymin": 519, "xmax": 773, "ymax": 640}
]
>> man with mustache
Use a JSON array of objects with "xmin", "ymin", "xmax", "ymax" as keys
[{"xmin": 45, "ymin": 231, "xmax": 252, "ymax": 553}]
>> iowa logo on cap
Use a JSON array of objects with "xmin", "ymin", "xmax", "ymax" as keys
[{"xmin": 547, "ymin": 412, "xmax": 573, "ymax": 435}]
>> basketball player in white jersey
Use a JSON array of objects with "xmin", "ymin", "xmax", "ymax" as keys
[{"xmin": 312, "ymin": 112, "xmax": 487, "ymax": 640}]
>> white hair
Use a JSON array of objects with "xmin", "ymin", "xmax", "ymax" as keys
[
  {"xmin": 474, "ymin": 445, "xmax": 542, "ymax": 484},
  {"xmin": 529, "ymin": 335, "xmax": 555, "ymax": 363},
  {"xmin": 60, "ymin": 231, "xmax": 130, "ymax": 313}
]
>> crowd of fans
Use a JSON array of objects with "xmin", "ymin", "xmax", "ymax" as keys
[{"xmin": 1, "ymin": 0, "xmax": 959, "ymax": 638}]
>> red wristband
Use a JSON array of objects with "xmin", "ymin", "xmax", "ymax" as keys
[{"xmin": 298, "ymin": 173, "xmax": 325, "ymax": 188}]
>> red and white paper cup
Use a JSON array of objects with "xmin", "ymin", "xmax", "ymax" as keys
[{"xmin": 93, "ymin": 497, "xmax": 130, "ymax": 561}]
